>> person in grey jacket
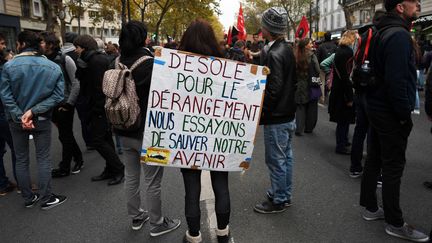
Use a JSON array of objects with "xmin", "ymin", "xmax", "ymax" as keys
[
  {"xmin": 0, "ymin": 30, "xmax": 67, "ymax": 210},
  {"xmin": 40, "ymin": 32, "xmax": 83, "ymax": 178}
]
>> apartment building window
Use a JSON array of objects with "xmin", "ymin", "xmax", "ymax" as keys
[
  {"xmin": 0, "ymin": 0, "xmax": 5, "ymax": 13},
  {"xmin": 330, "ymin": 0, "xmax": 334, "ymax": 11},
  {"xmin": 72, "ymin": 26, "xmax": 78, "ymax": 33},
  {"xmin": 89, "ymin": 27, "xmax": 94, "ymax": 35},
  {"xmin": 323, "ymin": 0, "xmax": 327, "ymax": 13},
  {"xmin": 32, "ymin": 0, "xmax": 42, "ymax": 17},
  {"xmin": 336, "ymin": 13, "xmax": 341, "ymax": 28},
  {"xmin": 104, "ymin": 28, "xmax": 109, "ymax": 37},
  {"xmin": 80, "ymin": 27, "xmax": 87, "ymax": 34},
  {"xmin": 331, "ymin": 15, "xmax": 334, "ymax": 30},
  {"xmin": 21, "ymin": 0, "xmax": 31, "ymax": 18},
  {"xmin": 88, "ymin": 11, "xmax": 98, "ymax": 19},
  {"xmin": 96, "ymin": 28, "xmax": 101, "ymax": 36},
  {"xmin": 323, "ymin": 17, "xmax": 327, "ymax": 31}
]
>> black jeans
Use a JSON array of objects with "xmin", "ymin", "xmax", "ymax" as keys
[
  {"xmin": 52, "ymin": 106, "xmax": 83, "ymax": 171},
  {"xmin": 181, "ymin": 169, "xmax": 230, "ymax": 235},
  {"xmin": 336, "ymin": 121, "xmax": 350, "ymax": 152},
  {"xmin": 350, "ymin": 94, "xmax": 369, "ymax": 172},
  {"xmin": 75, "ymin": 98, "xmax": 93, "ymax": 147},
  {"xmin": 360, "ymin": 110, "xmax": 412, "ymax": 227},
  {"xmin": 90, "ymin": 114, "xmax": 124, "ymax": 175}
]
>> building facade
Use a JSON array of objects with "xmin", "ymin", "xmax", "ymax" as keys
[
  {"xmin": 319, "ymin": 0, "xmax": 346, "ymax": 38},
  {"xmin": 0, "ymin": 0, "xmax": 120, "ymax": 50}
]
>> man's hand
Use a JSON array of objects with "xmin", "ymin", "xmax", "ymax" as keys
[{"xmin": 21, "ymin": 110, "xmax": 35, "ymax": 130}]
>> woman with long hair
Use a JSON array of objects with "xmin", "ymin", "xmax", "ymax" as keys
[
  {"xmin": 328, "ymin": 30, "xmax": 357, "ymax": 155},
  {"xmin": 294, "ymin": 38, "xmax": 321, "ymax": 135},
  {"xmin": 178, "ymin": 19, "xmax": 231, "ymax": 243}
]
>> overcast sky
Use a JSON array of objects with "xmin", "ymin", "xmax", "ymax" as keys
[{"xmin": 219, "ymin": 0, "xmax": 241, "ymax": 31}]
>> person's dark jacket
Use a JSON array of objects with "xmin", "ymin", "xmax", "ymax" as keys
[
  {"xmin": 227, "ymin": 47, "xmax": 246, "ymax": 62},
  {"xmin": 425, "ymin": 68, "xmax": 432, "ymax": 117},
  {"xmin": 295, "ymin": 52, "xmax": 320, "ymax": 104},
  {"xmin": 113, "ymin": 48, "xmax": 154, "ymax": 139},
  {"xmin": 260, "ymin": 38, "xmax": 297, "ymax": 125},
  {"xmin": 367, "ymin": 12, "xmax": 416, "ymax": 122},
  {"xmin": 328, "ymin": 45, "xmax": 355, "ymax": 123},
  {"xmin": 75, "ymin": 50, "xmax": 110, "ymax": 117},
  {"xmin": 317, "ymin": 40, "xmax": 337, "ymax": 63}
]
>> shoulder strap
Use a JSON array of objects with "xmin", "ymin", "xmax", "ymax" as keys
[
  {"xmin": 130, "ymin": 55, "xmax": 153, "ymax": 71},
  {"xmin": 114, "ymin": 56, "xmax": 121, "ymax": 69}
]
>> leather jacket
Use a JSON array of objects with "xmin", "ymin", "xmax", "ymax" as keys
[{"xmin": 260, "ymin": 38, "xmax": 297, "ymax": 125}]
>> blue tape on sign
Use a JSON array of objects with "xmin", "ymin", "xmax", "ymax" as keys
[
  {"xmin": 154, "ymin": 59, "xmax": 166, "ymax": 65},
  {"xmin": 209, "ymin": 56, "xmax": 215, "ymax": 60},
  {"xmin": 141, "ymin": 149, "xmax": 147, "ymax": 154},
  {"xmin": 260, "ymin": 80, "xmax": 267, "ymax": 84},
  {"xmin": 245, "ymin": 158, "xmax": 252, "ymax": 162}
]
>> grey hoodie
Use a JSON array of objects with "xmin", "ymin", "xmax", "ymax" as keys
[{"xmin": 60, "ymin": 43, "xmax": 80, "ymax": 105}]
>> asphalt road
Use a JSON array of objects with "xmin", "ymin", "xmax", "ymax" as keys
[{"xmin": 1, "ymin": 102, "xmax": 431, "ymax": 243}]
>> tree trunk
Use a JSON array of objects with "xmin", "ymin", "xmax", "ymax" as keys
[
  {"xmin": 43, "ymin": 0, "xmax": 56, "ymax": 31},
  {"xmin": 121, "ymin": 0, "xmax": 127, "ymax": 24},
  {"xmin": 127, "ymin": 0, "xmax": 131, "ymax": 22},
  {"xmin": 343, "ymin": 7, "xmax": 353, "ymax": 29}
]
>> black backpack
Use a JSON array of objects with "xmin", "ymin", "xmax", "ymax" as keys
[
  {"xmin": 351, "ymin": 25, "xmax": 403, "ymax": 92},
  {"xmin": 351, "ymin": 26, "xmax": 380, "ymax": 92}
]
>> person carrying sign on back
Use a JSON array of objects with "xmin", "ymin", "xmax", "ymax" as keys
[
  {"xmin": 111, "ymin": 20, "xmax": 181, "ymax": 236},
  {"xmin": 253, "ymin": 7, "xmax": 297, "ymax": 214},
  {"xmin": 359, "ymin": 0, "xmax": 429, "ymax": 241},
  {"xmin": 178, "ymin": 19, "xmax": 232, "ymax": 243}
]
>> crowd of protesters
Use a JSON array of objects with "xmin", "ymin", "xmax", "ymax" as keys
[{"xmin": 0, "ymin": 0, "xmax": 431, "ymax": 242}]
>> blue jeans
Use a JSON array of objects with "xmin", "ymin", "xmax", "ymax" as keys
[
  {"xmin": 263, "ymin": 120, "xmax": 296, "ymax": 204},
  {"xmin": 9, "ymin": 120, "xmax": 53, "ymax": 204},
  {"xmin": 0, "ymin": 115, "xmax": 17, "ymax": 189}
]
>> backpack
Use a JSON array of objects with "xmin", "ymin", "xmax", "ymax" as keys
[
  {"xmin": 351, "ymin": 26, "xmax": 401, "ymax": 92},
  {"xmin": 102, "ymin": 55, "xmax": 152, "ymax": 130}
]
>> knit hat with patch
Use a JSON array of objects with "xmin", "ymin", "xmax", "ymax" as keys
[{"xmin": 261, "ymin": 7, "xmax": 288, "ymax": 35}]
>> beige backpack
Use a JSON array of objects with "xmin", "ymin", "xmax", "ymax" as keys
[{"xmin": 102, "ymin": 55, "xmax": 152, "ymax": 130}]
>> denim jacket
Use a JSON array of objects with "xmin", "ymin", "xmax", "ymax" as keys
[{"xmin": 0, "ymin": 50, "xmax": 64, "ymax": 123}]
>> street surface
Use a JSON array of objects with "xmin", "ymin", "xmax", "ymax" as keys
[{"xmin": 1, "ymin": 104, "xmax": 431, "ymax": 243}]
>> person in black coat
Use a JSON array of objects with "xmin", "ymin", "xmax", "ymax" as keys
[
  {"xmin": 74, "ymin": 35, "xmax": 125, "ymax": 186},
  {"xmin": 316, "ymin": 31, "xmax": 337, "ymax": 63},
  {"xmin": 328, "ymin": 30, "xmax": 357, "ymax": 155},
  {"xmin": 423, "ymin": 56, "xmax": 432, "ymax": 190}
]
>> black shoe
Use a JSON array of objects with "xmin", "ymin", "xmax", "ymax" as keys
[
  {"xmin": 40, "ymin": 194, "xmax": 67, "ymax": 210},
  {"xmin": 217, "ymin": 233, "xmax": 231, "ymax": 243},
  {"xmin": 108, "ymin": 174, "xmax": 124, "ymax": 186},
  {"xmin": 266, "ymin": 192, "xmax": 292, "ymax": 208},
  {"xmin": 304, "ymin": 130, "xmax": 313, "ymax": 134},
  {"xmin": 424, "ymin": 181, "xmax": 432, "ymax": 190},
  {"xmin": 254, "ymin": 200, "xmax": 286, "ymax": 214},
  {"xmin": 91, "ymin": 172, "xmax": 113, "ymax": 182},
  {"xmin": 132, "ymin": 213, "xmax": 149, "ymax": 230},
  {"xmin": 71, "ymin": 162, "xmax": 84, "ymax": 174},
  {"xmin": 295, "ymin": 132, "xmax": 303, "ymax": 136},
  {"xmin": 0, "ymin": 182, "xmax": 17, "ymax": 195},
  {"xmin": 335, "ymin": 149, "xmax": 351, "ymax": 155},
  {"xmin": 51, "ymin": 168, "xmax": 70, "ymax": 178},
  {"xmin": 25, "ymin": 193, "xmax": 40, "ymax": 208}
]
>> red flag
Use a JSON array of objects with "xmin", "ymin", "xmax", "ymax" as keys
[
  {"xmin": 237, "ymin": 4, "xmax": 247, "ymax": 40},
  {"xmin": 227, "ymin": 26, "xmax": 233, "ymax": 45},
  {"xmin": 296, "ymin": 16, "xmax": 310, "ymax": 39}
]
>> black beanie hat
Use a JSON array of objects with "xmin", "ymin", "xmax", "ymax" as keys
[
  {"xmin": 385, "ymin": 0, "xmax": 404, "ymax": 11},
  {"xmin": 65, "ymin": 32, "xmax": 78, "ymax": 44}
]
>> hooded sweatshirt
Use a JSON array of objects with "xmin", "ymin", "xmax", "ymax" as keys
[{"xmin": 367, "ymin": 12, "xmax": 416, "ymax": 121}]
